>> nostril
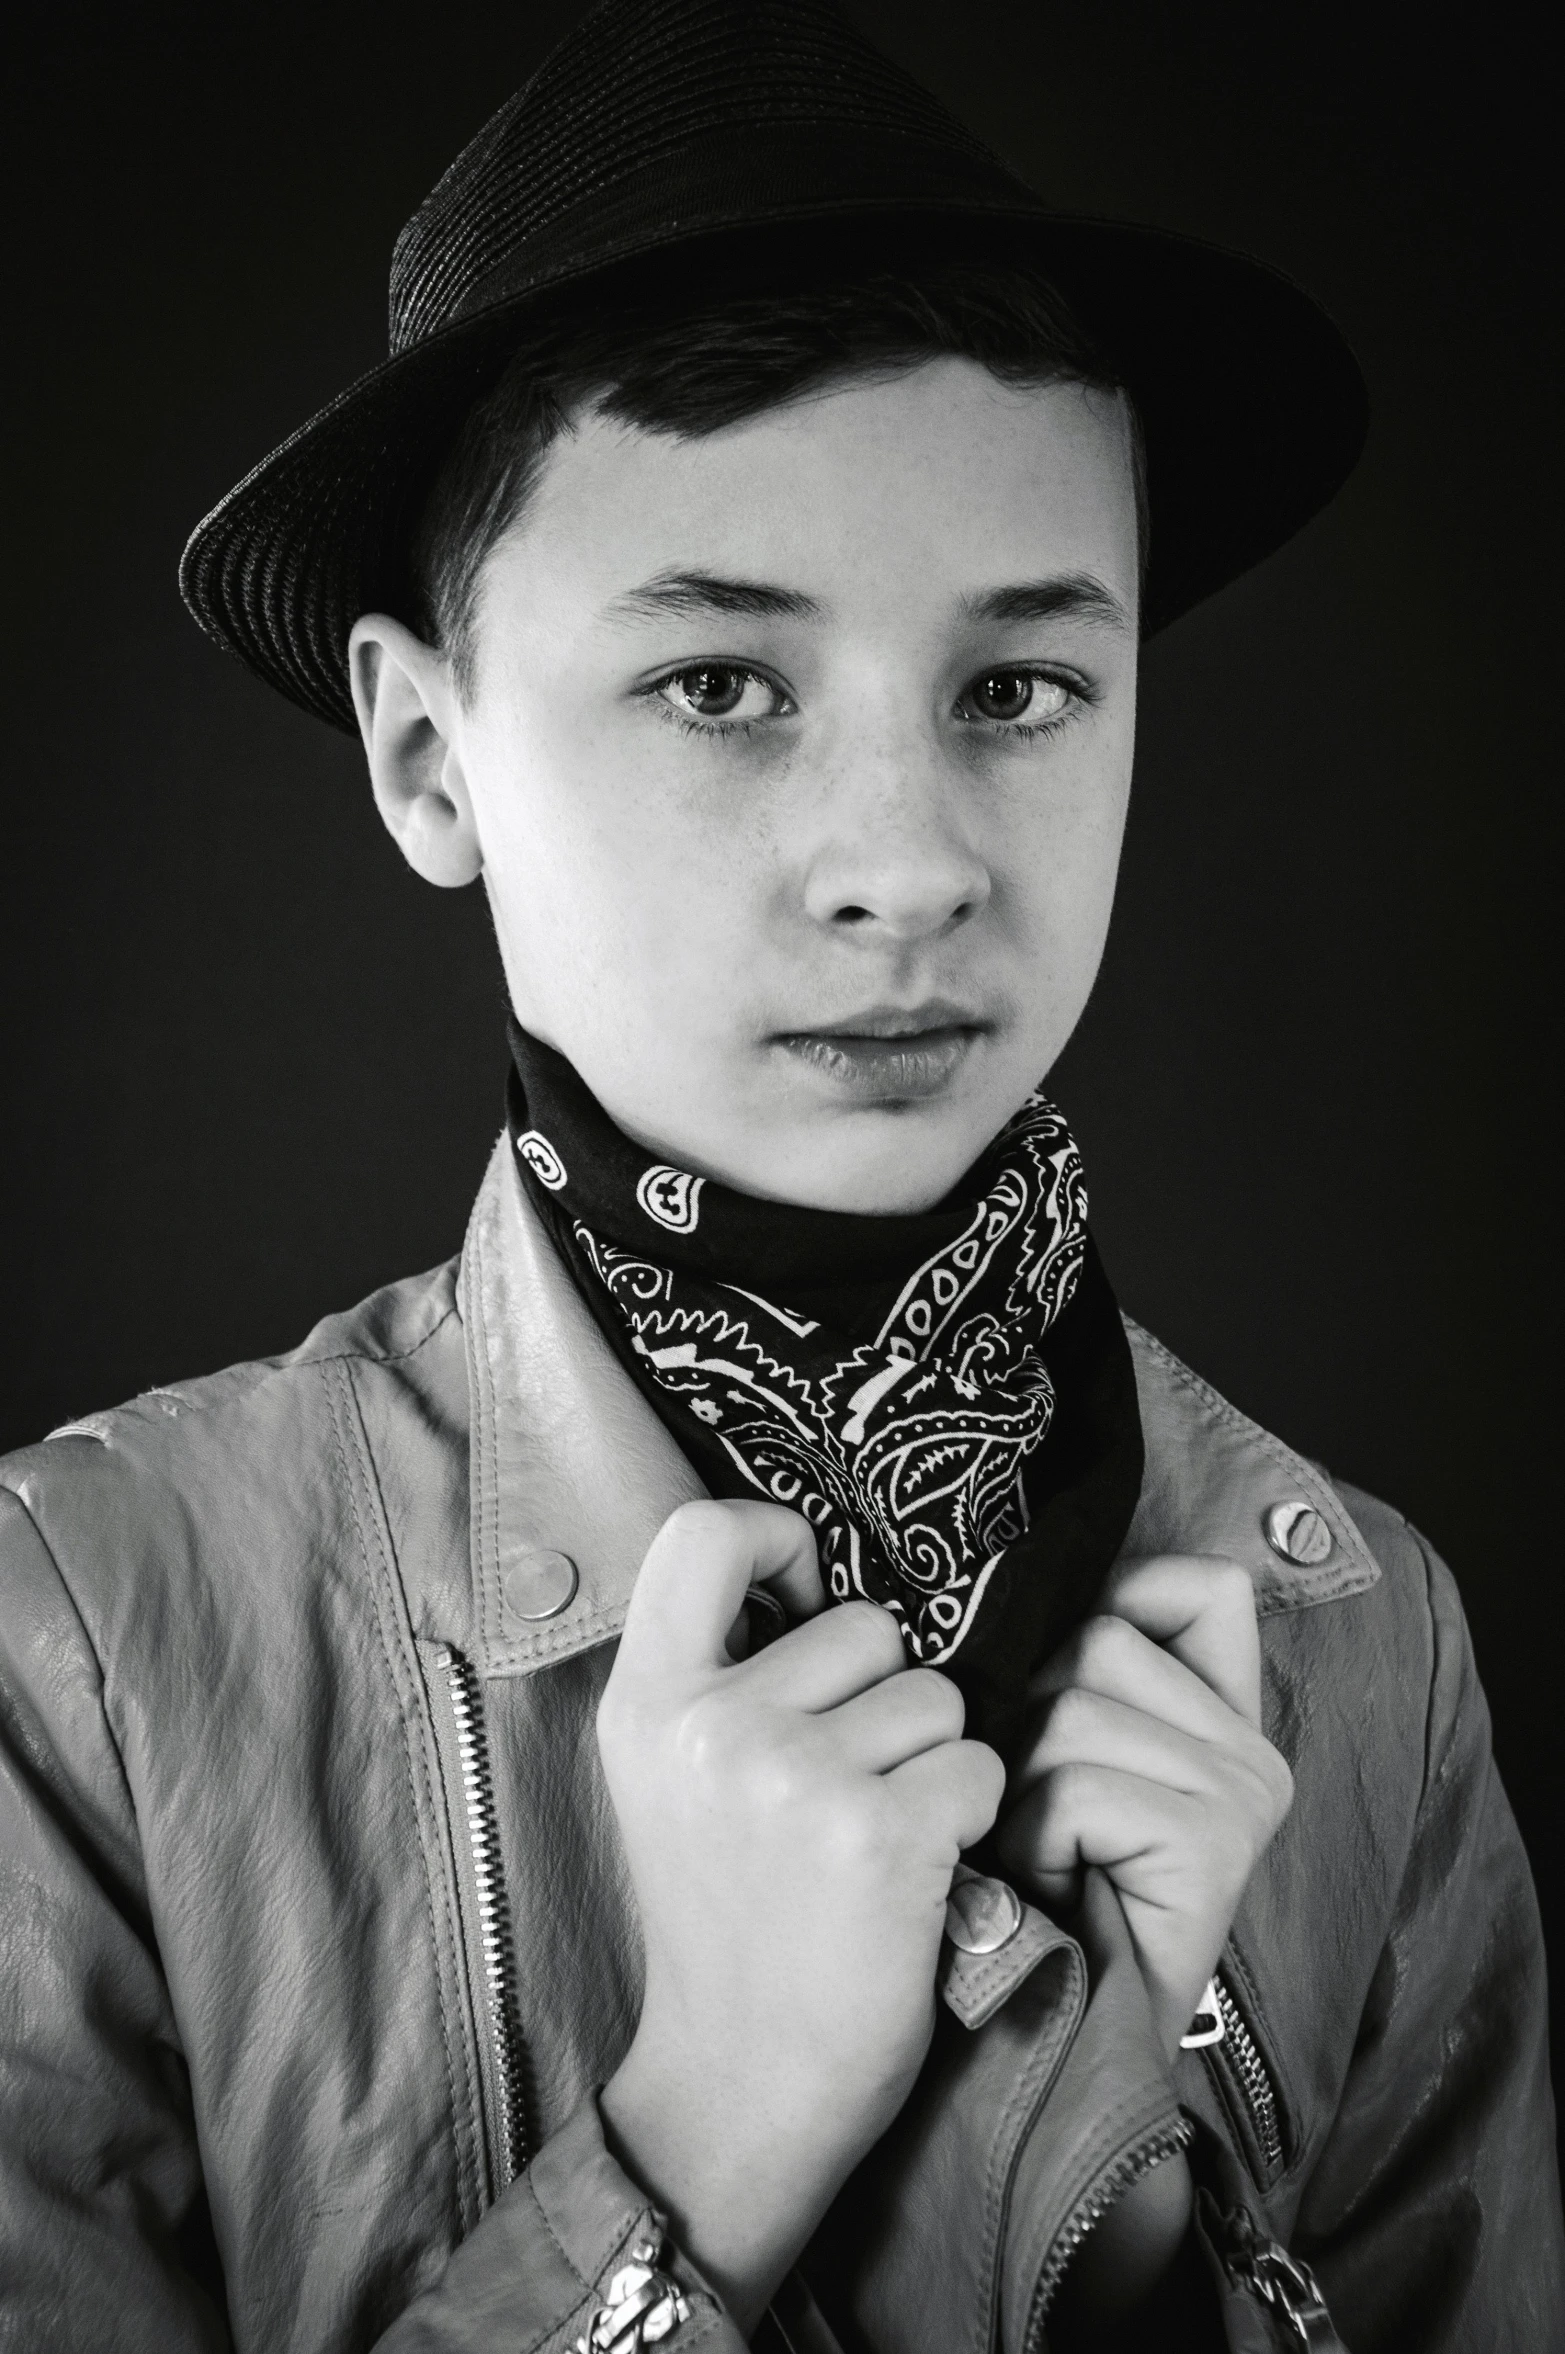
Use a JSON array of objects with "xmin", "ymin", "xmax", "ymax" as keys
[{"xmin": 833, "ymin": 904, "xmax": 874, "ymax": 925}]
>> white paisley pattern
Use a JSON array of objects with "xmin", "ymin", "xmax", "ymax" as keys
[{"xmin": 574, "ymin": 1094, "xmax": 1088, "ymax": 1663}]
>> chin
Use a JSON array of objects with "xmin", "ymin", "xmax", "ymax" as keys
[{"xmin": 771, "ymin": 1110, "xmax": 992, "ymax": 1217}]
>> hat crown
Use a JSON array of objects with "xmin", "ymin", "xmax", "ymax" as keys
[
  {"xmin": 180, "ymin": 0, "xmax": 1367, "ymax": 734},
  {"xmin": 390, "ymin": 0, "xmax": 1006, "ymax": 352}
]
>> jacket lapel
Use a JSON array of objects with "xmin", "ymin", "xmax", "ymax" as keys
[
  {"xmin": 460, "ymin": 1136, "xmax": 701, "ymax": 1682},
  {"xmin": 459, "ymin": 1135, "xmax": 1379, "ymax": 1682}
]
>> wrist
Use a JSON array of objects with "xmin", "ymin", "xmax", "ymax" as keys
[{"xmin": 601, "ymin": 2030, "xmax": 834, "ymax": 2337}]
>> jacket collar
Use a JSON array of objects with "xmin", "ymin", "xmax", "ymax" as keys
[{"xmin": 459, "ymin": 1136, "xmax": 1378, "ymax": 1680}]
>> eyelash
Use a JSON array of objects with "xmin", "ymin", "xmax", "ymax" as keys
[
  {"xmin": 641, "ymin": 668, "xmax": 791, "ymax": 741},
  {"xmin": 955, "ymin": 668, "xmax": 1094, "ymax": 741},
  {"xmin": 640, "ymin": 663, "xmax": 1093, "ymax": 741}
]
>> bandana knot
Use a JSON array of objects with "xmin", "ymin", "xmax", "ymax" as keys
[{"xmin": 507, "ymin": 1030, "xmax": 1093, "ymax": 1667}]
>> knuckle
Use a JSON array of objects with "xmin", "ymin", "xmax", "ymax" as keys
[
  {"xmin": 1036, "ymin": 1756, "xmax": 1090, "ymax": 1816},
  {"xmin": 742, "ymin": 1742, "xmax": 813, "ymax": 1818},
  {"xmin": 904, "ymin": 1667, "xmax": 966, "ymax": 1732},
  {"xmin": 973, "ymin": 1739, "xmax": 1008, "ymax": 1808},
  {"xmin": 820, "ymin": 1781, "xmax": 888, "ymax": 1871},
  {"xmin": 838, "ymin": 1599, "xmax": 908, "ymax": 1670},
  {"xmin": 917, "ymin": 1738, "xmax": 1004, "ymax": 1838},
  {"xmin": 1260, "ymin": 1742, "xmax": 1295, "ymax": 1819},
  {"xmin": 1226, "ymin": 1736, "xmax": 1294, "ymax": 1835},
  {"xmin": 1201, "ymin": 1555, "xmax": 1254, "ymax": 1603},
  {"xmin": 661, "ymin": 1496, "xmax": 733, "ymax": 1552},
  {"xmin": 1210, "ymin": 1558, "xmax": 1260, "ymax": 1623},
  {"xmin": 670, "ymin": 1688, "xmax": 744, "ymax": 1779},
  {"xmin": 1079, "ymin": 1612, "xmax": 1136, "ymax": 1675},
  {"xmin": 1044, "ymin": 1682, "xmax": 1099, "ymax": 1746}
]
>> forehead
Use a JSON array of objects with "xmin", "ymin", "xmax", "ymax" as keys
[{"xmin": 482, "ymin": 358, "xmax": 1140, "ymax": 628}]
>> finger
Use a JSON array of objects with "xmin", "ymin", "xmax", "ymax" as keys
[
  {"xmin": 736, "ymin": 1597, "xmax": 908, "ymax": 1713},
  {"xmin": 1025, "ymin": 1615, "xmax": 1249, "ymax": 1755},
  {"xmin": 623, "ymin": 1499, "xmax": 823, "ymax": 1675},
  {"xmin": 826, "ymin": 1667, "xmax": 966, "ymax": 1774},
  {"xmin": 1083, "ymin": 1555, "xmax": 1262, "ymax": 1727},
  {"xmin": 996, "ymin": 1761, "xmax": 1203, "ymax": 1896},
  {"xmin": 1102, "ymin": 1555, "xmax": 1261, "ymax": 1725},
  {"xmin": 1013, "ymin": 1686, "xmax": 1236, "ymax": 1803},
  {"xmin": 885, "ymin": 1738, "xmax": 1006, "ymax": 1855}
]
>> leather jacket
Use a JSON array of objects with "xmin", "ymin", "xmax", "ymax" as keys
[{"xmin": 2, "ymin": 1137, "xmax": 1560, "ymax": 2352}]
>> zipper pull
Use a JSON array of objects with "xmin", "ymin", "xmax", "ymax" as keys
[
  {"xmin": 1208, "ymin": 2204, "xmax": 1349, "ymax": 2351},
  {"xmin": 1246, "ymin": 2242, "xmax": 1348, "ymax": 2350},
  {"xmin": 1180, "ymin": 1977, "xmax": 1225, "ymax": 2048}
]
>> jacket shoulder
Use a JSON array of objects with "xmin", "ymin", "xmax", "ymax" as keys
[
  {"xmin": 0, "ymin": 1256, "xmax": 466, "ymax": 1671},
  {"xmin": 4, "ymin": 1254, "xmax": 461, "ymax": 1470}
]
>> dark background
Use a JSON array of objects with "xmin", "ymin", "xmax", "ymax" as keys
[{"xmin": 5, "ymin": 0, "xmax": 1558, "ymax": 2079}]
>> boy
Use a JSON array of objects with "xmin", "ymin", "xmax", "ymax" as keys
[{"xmin": 2, "ymin": 1, "xmax": 1559, "ymax": 2348}]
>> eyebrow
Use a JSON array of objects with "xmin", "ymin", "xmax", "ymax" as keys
[
  {"xmin": 964, "ymin": 574, "xmax": 1133, "ymax": 632},
  {"xmin": 604, "ymin": 568, "xmax": 823, "ymax": 625},
  {"xmin": 601, "ymin": 565, "xmax": 1132, "ymax": 634}
]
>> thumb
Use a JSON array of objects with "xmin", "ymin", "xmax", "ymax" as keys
[{"xmin": 621, "ymin": 1498, "xmax": 824, "ymax": 1677}]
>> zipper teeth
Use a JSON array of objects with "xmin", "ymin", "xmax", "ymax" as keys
[
  {"xmin": 443, "ymin": 1648, "xmax": 528, "ymax": 2185},
  {"xmin": 1214, "ymin": 1970, "xmax": 1283, "ymax": 2175},
  {"xmin": 1026, "ymin": 2115, "xmax": 1194, "ymax": 2345}
]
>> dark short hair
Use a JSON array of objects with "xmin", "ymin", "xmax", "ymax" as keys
[{"xmin": 410, "ymin": 257, "xmax": 1147, "ymax": 697}]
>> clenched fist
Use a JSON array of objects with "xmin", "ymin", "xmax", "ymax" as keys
[
  {"xmin": 998, "ymin": 1553, "xmax": 1294, "ymax": 2062},
  {"xmin": 598, "ymin": 1499, "xmax": 1005, "ymax": 2333}
]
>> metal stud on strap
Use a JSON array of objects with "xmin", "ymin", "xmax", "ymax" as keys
[{"xmin": 574, "ymin": 2235, "xmax": 691, "ymax": 2352}]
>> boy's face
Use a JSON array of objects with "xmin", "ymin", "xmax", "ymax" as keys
[{"xmin": 366, "ymin": 357, "xmax": 1140, "ymax": 1214}]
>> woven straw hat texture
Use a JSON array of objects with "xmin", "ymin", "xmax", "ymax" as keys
[{"xmin": 180, "ymin": 0, "xmax": 1367, "ymax": 733}]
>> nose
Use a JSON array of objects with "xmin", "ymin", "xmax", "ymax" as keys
[{"xmin": 800, "ymin": 740, "xmax": 992, "ymax": 942}]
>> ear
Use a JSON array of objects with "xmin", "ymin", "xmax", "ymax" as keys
[{"xmin": 348, "ymin": 613, "xmax": 483, "ymax": 887}]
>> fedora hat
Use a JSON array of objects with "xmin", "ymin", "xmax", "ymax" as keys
[{"xmin": 180, "ymin": 0, "xmax": 1368, "ymax": 735}]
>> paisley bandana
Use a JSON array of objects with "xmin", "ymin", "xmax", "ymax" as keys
[{"xmin": 506, "ymin": 1027, "xmax": 1139, "ymax": 1698}]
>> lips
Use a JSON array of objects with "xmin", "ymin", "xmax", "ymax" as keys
[
  {"xmin": 793, "ymin": 998, "xmax": 985, "ymax": 1041},
  {"xmin": 773, "ymin": 1001, "xmax": 989, "ymax": 1102}
]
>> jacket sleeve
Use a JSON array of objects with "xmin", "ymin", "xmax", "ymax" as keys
[
  {"xmin": 373, "ymin": 2101, "xmax": 740, "ymax": 2354},
  {"xmin": 0, "ymin": 1484, "xmax": 743, "ymax": 2354},
  {"xmin": 1289, "ymin": 1518, "xmax": 1565, "ymax": 2352},
  {"xmin": 0, "ymin": 1484, "xmax": 228, "ymax": 2350}
]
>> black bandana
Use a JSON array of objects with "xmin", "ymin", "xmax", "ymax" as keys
[{"xmin": 506, "ymin": 1024, "xmax": 1143, "ymax": 1749}]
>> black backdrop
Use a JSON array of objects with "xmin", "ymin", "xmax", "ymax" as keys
[{"xmin": 5, "ymin": 0, "xmax": 1559, "ymax": 2095}]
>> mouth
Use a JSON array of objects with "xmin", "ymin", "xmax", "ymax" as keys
[{"xmin": 772, "ymin": 1001, "xmax": 990, "ymax": 1104}]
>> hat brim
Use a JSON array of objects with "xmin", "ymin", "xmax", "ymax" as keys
[{"xmin": 181, "ymin": 184, "xmax": 1367, "ymax": 734}]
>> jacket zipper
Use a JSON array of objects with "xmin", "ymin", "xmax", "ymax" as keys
[
  {"xmin": 1024, "ymin": 2115, "xmax": 1195, "ymax": 2347},
  {"xmin": 438, "ymin": 1644, "xmax": 529, "ymax": 2189},
  {"xmin": 427, "ymin": 1652, "xmax": 1281, "ymax": 2293},
  {"xmin": 1025, "ymin": 1959, "xmax": 1283, "ymax": 2339},
  {"xmin": 1210, "ymin": 1967, "xmax": 1284, "ymax": 2179},
  {"xmin": 1205, "ymin": 2203, "xmax": 1350, "ymax": 2351}
]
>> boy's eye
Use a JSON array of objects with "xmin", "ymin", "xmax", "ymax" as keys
[
  {"xmin": 957, "ymin": 670, "xmax": 1071, "ymax": 726},
  {"xmin": 656, "ymin": 665, "xmax": 786, "ymax": 723}
]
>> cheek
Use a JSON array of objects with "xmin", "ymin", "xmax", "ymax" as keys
[
  {"xmin": 997, "ymin": 737, "xmax": 1132, "ymax": 1040},
  {"xmin": 1008, "ymin": 736, "xmax": 1131, "ymax": 925},
  {"xmin": 473, "ymin": 717, "xmax": 756, "ymax": 1031}
]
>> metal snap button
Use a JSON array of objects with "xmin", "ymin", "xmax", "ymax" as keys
[
  {"xmin": 1263, "ymin": 1500, "xmax": 1333, "ymax": 1567},
  {"xmin": 944, "ymin": 1870, "xmax": 1023, "ymax": 1956},
  {"xmin": 501, "ymin": 1548, "xmax": 579, "ymax": 1623}
]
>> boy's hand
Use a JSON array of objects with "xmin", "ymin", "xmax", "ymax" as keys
[
  {"xmin": 598, "ymin": 1499, "xmax": 1004, "ymax": 2334},
  {"xmin": 996, "ymin": 1555, "xmax": 1293, "ymax": 2062}
]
